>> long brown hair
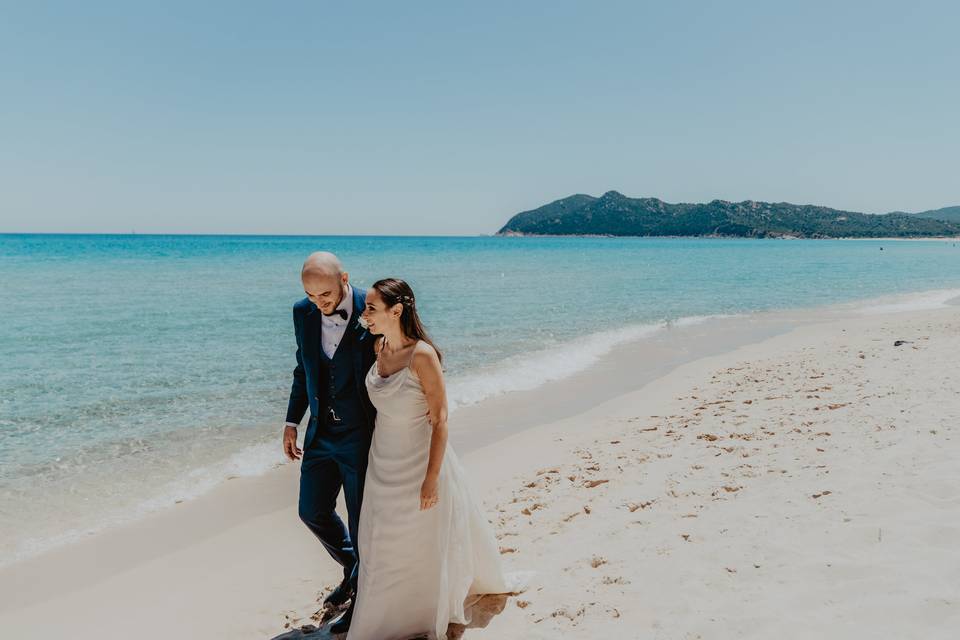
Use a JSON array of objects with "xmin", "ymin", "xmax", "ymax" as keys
[{"xmin": 371, "ymin": 278, "xmax": 443, "ymax": 364}]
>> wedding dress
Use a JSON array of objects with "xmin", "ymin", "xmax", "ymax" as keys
[{"xmin": 347, "ymin": 342, "xmax": 525, "ymax": 640}]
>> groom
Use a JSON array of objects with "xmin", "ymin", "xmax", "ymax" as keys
[{"xmin": 283, "ymin": 251, "xmax": 376, "ymax": 633}]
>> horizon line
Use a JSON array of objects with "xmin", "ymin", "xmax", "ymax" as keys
[{"xmin": 0, "ymin": 231, "xmax": 496, "ymax": 238}]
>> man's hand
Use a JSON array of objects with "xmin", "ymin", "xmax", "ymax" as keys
[{"xmin": 283, "ymin": 425, "xmax": 302, "ymax": 461}]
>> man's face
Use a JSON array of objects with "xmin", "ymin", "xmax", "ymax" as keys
[{"xmin": 302, "ymin": 272, "xmax": 346, "ymax": 315}]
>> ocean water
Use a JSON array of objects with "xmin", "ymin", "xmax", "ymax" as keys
[{"xmin": 1, "ymin": 234, "xmax": 959, "ymax": 564}]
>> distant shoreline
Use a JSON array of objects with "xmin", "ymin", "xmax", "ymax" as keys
[
  {"xmin": 499, "ymin": 191, "xmax": 960, "ymax": 238},
  {"xmin": 496, "ymin": 231, "xmax": 960, "ymax": 241}
]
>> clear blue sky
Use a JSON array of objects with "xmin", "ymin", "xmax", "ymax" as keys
[{"xmin": 1, "ymin": 1, "xmax": 957, "ymax": 235}]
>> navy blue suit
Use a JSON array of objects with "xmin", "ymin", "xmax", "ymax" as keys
[{"xmin": 286, "ymin": 285, "xmax": 376, "ymax": 591}]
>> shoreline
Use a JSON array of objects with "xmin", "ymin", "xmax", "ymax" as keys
[
  {"xmin": 0, "ymin": 312, "xmax": 801, "ymax": 611},
  {"xmin": 1, "ymin": 293, "xmax": 959, "ymax": 636},
  {"xmin": 1, "ymin": 286, "xmax": 932, "ymax": 571},
  {"xmin": 5, "ymin": 284, "xmax": 956, "ymax": 573}
]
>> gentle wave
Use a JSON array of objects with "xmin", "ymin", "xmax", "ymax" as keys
[
  {"xmin": 1, "ymin": 441, "xmax": 285, "ymax": 568},
  {"xmin": 0, "ymin": 313, "xmax": 734, "ymax": 567},
  {"xmin": 1, "ymin": 286, "xmax": 956, "ymax": 568},
  {"xmin": 855, "ymin": 288, "xmax": 960, "ymax": 315},
  {"xmin": 446, "ymin": 322, "xmax": 664, "ymax": 410},
  {"xmin": 446, "ymin": 313, "xmax": 743, "ymax": 410},
  {"xmin": 670, "ymin": 313, "xmax": 742, "ymax": 328}
]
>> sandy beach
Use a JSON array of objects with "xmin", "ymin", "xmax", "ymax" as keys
[
  {"xmin": 2, "ymin": 302, "xmax": 959, "ymax": 639},
  {"xmin": 6, "ymin": 3, "xmax": 960, "ymax": 638}
]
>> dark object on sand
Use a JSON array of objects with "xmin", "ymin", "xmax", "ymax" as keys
[{"xmin": 893, "ymin": 340, "xmax": 912, "ymax": 346}]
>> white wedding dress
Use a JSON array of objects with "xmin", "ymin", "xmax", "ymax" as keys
[{"xmin": 347, "ymin": 342, "xmax": 525, "ymax": 640}]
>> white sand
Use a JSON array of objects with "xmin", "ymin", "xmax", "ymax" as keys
[{"xmin": 2, "ymin": 306, "xmax": 959, "ymax": 639}]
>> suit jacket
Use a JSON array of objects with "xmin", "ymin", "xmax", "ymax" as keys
[{"xmin": 285, "ymin": 285, "xmax": 377, "ymax": 450}]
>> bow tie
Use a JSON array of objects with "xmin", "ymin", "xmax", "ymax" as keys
[{"xmin": 324, "ymin": 308, "xmax": 348, "ymax": 320}]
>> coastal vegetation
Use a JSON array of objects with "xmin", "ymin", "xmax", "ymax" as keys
[{"xmin": 498, "ymin": 191, "xmax": 960, "ymax": 238}]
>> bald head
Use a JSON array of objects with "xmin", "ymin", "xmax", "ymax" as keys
[
  {"xmin": 301, "ymin": 251, "xmax": 343, "ymax": 279},
  {"xmin": 301, "ymin": 251, "xmax": 349, "ymax": 315}
]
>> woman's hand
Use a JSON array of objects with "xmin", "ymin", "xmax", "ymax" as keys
[{"xmin": 420, "ymin": 475, "xmax": 439, "ymax": 510}]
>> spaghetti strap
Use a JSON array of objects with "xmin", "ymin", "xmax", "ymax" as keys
[{"xmin": 404, "ymin": 339, "xmax": 421, "ymax": 368}]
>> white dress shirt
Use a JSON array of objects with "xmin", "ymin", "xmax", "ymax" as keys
[
  {"xmin": 285, "ymin": 284, "xmax": 353, "ymax": 429},
  {"xmin": 320, "ymin": 283, "xmax": 353, "ymax": 359}
]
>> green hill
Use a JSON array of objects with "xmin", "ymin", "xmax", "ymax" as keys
[
  {"xmin": 498, "ymin": 191, "xmax": 960, "ymax": 238},
  {"xmin": 888, "ymin": 206, "xmax": 960, "ymax": 224}
]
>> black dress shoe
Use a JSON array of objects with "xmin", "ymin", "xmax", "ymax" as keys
[
  {"xmin": 329, "ymin": 602, "xmax": 354, "ymax": 634},
  {"xmin": 323, "ymin": 579, "xmax": 354, "ymax": 608}
]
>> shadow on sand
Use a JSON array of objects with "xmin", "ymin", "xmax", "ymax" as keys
[{"xmin": 270, "ymin": 593, "xmax": 511, "ymax": 640}]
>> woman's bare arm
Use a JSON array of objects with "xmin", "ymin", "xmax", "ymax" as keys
[{"xmin": 413, "ymin": 343, "xmax": 447, "ymax": 510}]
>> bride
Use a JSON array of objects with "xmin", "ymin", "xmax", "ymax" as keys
[{"xmin": 346, "ymin": 278, "xmax": 524, "ymax": 640}]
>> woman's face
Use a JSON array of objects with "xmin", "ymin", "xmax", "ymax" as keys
[{"xmin": 362, "ymin": 289, "xmax": 400, "ymax": 335}]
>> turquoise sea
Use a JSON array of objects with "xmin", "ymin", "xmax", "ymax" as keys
[{"xmin": 1, "ymin": 233, "xmax": 959, "ymax": 564}]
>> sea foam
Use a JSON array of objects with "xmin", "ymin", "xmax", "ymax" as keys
[
  {"xmin": 856, "ymin": 288, "xmax": 960, "ymax": 315},
  {"xmin": 445, "ymin": 314, "xmax": 740, "ymax": 411}
]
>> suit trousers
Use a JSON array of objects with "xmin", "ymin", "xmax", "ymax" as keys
[{"xmin": 298, "ymin": 423, "xmax": 371, "ymax": 590}]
